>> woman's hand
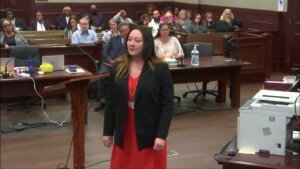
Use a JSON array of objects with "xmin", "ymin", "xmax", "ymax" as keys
[
  {"xmin": 102, "ymin": 136, "xmax": 113, "ymax": 148},
  {"xmin": 153, "ymin": 138, "xmax": 166, "ymax": 151}
]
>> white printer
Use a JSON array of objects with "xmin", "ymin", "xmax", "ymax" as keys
[{"xmin": 237, "ymin": 89, "xmax": 300, "ymax": 156}]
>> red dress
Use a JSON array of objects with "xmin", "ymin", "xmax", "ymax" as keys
[{"xmin": 110, "ymin": 75, "xmax": 167, "ymax": 169}]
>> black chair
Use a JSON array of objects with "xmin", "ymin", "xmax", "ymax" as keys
[
  {"xmin": 182, "ymin": 42, "xmax": 218, "ymax": 102},
  {"xmin": 6, "ymin": 45, "xmax": 45, "ymax": 112}
]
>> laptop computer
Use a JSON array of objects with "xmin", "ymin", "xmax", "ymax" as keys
[
  {"xmin": 42, "ymin": 55, "xmax": 65, "ymax": 71},
  {"xmin": 0, "ymin": 58, "xmax": 15, "ymax": 72}
]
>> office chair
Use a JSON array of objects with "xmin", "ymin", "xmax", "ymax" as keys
[
  {"xmin": 182, "ymin": 42, "xmax": 218, "ymax": 102},
  {"xmin": 6, "ymin": 45, "xmax": 45, "ymax": 112}
]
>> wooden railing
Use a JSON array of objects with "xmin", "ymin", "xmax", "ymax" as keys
[
  {"xmin": 19, "ymin": 30, "xmax": 104, "ymax": 46},
  {"xmin": 175, "ymin": 32, "xmax": 234, "ymax": 55}
]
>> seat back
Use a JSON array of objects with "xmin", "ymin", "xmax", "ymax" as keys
[
  {"xmin": 183, "ymin": 42, "xmax": 213, "ymax": 58},
  {"xmin": 10, "ymin": 45, "xmax": 40, "ymax": 70}
]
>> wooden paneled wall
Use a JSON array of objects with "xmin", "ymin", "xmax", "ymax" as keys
[{"xmin": 1, "ymin": 0, "xmax": 288, "ymax": 73}]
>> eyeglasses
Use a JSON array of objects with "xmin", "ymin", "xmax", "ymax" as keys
[{"xmin": 3, "ymin": 24, "xmax": 12, "ymax": 27}]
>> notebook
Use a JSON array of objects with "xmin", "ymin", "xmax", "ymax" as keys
[{"xmin": 42, "ymin": 55, "xmax": 65, "ymax": 71}]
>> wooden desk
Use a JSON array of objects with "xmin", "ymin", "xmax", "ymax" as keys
[
  {"xmin": 0, "ymin": 43, "xmax": 102, "ymax": 73},
  {"xmin": 0, "ymin": 67, "xmax": 92, "ymax": 101},
  {"xmin": 215, "ymin": 136, "xmax": 299, "ymax": 169},
  {"xmin": 170, "ymin": 56, "xmax": 249, "ymax": 108}
]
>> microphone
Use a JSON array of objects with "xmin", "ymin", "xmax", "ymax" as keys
[
  {"xmin": 69, "ymin": 43, "xmax": 100, "ymax": 74},
  {"xmin": 2, "ymin": 57, "xmax": 14, "ymax": 78},
  {"xmin": 177, "ymin": 57, "xmax": 185, "ymax": 67}
]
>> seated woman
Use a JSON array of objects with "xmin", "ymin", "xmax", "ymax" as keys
[
  {"xmin": 203, "ymin": 12, "xmax": 216, "ymax": 32},
  {"xmin": 0, "ymin": 18, "xmax": 28, "ymax": 48},
  {"xmin": 154, "ymin": 23, "xmax": 184, "ymax": 59},
  {"xmin": 176, "ymin": 9, "xmax": 192, "ymax": 32},
  {"xmin": 138, "ymin": 14, "xmax": 150, "ymax": 26},
  {"xmin": 28, "ymin": 11, "xmax": 51, "ymax": 31},
  {"xmin": 64, "ymin": 15, "xmax": 78, "ymax": 39},
  {"xmin": 5, "ymin": 8, "xmax": 27, "ymax": 31},
  {"xmin": 186, "ymin": 13, "xmax": 207, "ymax": 34},
  {"xmin": 102, "ymin": 19, "xmax": 119, "ymax": 43}
]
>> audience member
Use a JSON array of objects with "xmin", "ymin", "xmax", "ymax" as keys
[
  {"xmin": 154, "ymin": 23, "xmax": 184, "ymax": 59},
  {"xmin": 216, "ymin": 8, "xmax": 242, "ymax": 32},
  {"xmin": 187, "ymin": 10, "xmax": 193, "ymax": 21},
  {"xmin": 71, "ymin": 17, "xmax": 98, "ymax": 44},
  {"xmin": 203, "ymin": 12, "xmax": 216, "ymax": 32},
  {"xmin": 164, "ymin": 11, "xmax": 180, "ymax": 35},
  {"xmin": 5, "ymin": 9, "xmax": 27, "ymax": 31},
  {"xmin": 94, "ymin": 22, "xmax": 130, "ymax": 111},
  {"xmin": 173, "ymin": 7, "xmax": 180, "ymax": 19},
  {"xmin": 28, "ymin": 11, "xmax": 51, "ymax": 31},
  {"xmin": 139, "ymin": 3, "xmax": 156, "ymax": 21},
  {"xmin": 64, "ymin": 15, "xmax": 78, "ymax": 39},
  {"xmin": 102, "ymin": 19, "xmax": 119, "ymax": 43},
  {"xmin": 148, "ymin": 9, "xmax": 162, "ymax": 37},
  {"xmin": 160, "ymin": 6, "xmax": 178, "ymax": 22},
  {"xmin": 138, "ymin": 14, "xmax": 150, "ymax": 26},
  {"xmin": 186, "ymin": 13, "xmax": 207, "ymax": 34},
  {"xmin": 57, "ymin": 6, "xmax": 72, "ymax": 30},
  {"xmin": 176, "ymin": 9, "xmax": 192, "ymax": 32},
  {"xmin": 113, "ymin": 9, "xmax": 134, "ymax": 24},
  {"xmin": 81, "ymin": 13, "xmax": 95, "ymax": 31},
  {"xmin": 88, "ymin": 4, "xmax": 106, "ymax": 30},
  {"xmin": 0, "ymin": 18, "xmax": 28, "ymax": 48},
  {"xmin": 103, "ymin": 26, "xmax": 174, "ymax": 169}
]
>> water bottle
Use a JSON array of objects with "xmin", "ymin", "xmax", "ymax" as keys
[
  {"xmin": 191, "ymin": 45, "xmax": 199, "ymax": 66},
  {"xmin": 28, "ymin": 56, "xmax": 34, "ymax": 74}
]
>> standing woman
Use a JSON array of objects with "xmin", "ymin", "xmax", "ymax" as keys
[
  {"xmin": 0, "ymin": 18, "xmax": 28, "ymax": 48},
  {"xmin": 103, "ymin": 27, "xmax": 174, "ymax": 169},
  {"xmin": 64, "ymin": 15, "xmax": 78, "ymax": 39}
]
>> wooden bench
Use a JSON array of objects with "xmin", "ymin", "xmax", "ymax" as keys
[
  {"xmin": 20, "ymin": 30, "xmax": 64, "ymax": 36},
  {"xmin": 29, "ymin": 38, "xmax": 70, "ymax": 46}
]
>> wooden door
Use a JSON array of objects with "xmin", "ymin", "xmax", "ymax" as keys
[{"xmin": 288, "ymin": 0, "xmax": 300, "ymax": 71}]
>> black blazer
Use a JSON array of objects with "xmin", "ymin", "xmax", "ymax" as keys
[
  {"xmin": 103, "ymin": 61, "xmax": 174, "ymax": 149},
  {"xmin": 57, "ymin": 15, "xmax": 68, "ymax": 30}
]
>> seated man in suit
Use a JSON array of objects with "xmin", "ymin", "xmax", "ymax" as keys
[
  {"xmin": 57, "ymin": 6, "xmax": 72, "ymax": 30},
  {"xmin": 88, "ymin": 4, "xmax": 106, "ymax": 30},
  {"xmin": 94, "ymin": 22, "xmax": 130, "ymax": 111},
  {"xmin": 71, "ymin": 17, "xmax": 98, "ymax": 44},
  {"xmin": 28, "ymin": 11, "xmax": 51, "ymax": 31},
  {"xmin": 5, "ymin": 8, "xmax": 27, "ymax": 31},
  {"xmin": 216, "ymin": 8, "xmax": 242, "ymax": 32}
]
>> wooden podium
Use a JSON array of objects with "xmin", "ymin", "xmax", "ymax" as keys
[{"xmin": 43, "ymin": 73, "xmax": 109, "ymax": 169}]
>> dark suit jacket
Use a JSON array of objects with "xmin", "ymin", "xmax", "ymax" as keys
[
  {"xmin": 216, "ymin": 18, "xmax": 242, "ymax": 32},
  {"xmin": 14, "ymin": 18, "xmax": 27, "ymax": 31},
  {"xmin": 57, "ymin": 15, "xmax": 68, "ymax": 30},
  {"xmin": 28, "ymin": 20, "xmax": 51, "ymax": 31},
  {"xmin": 103, "ymin": 62, "xmax": 174, "ymax": 149},
  {"xmin": 101, "ymin": 35, "xmax": 126, "ymax": 73},
  {"xmin": 89, "ymin": 12, "xmax": 106, "ymax": 28}
]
